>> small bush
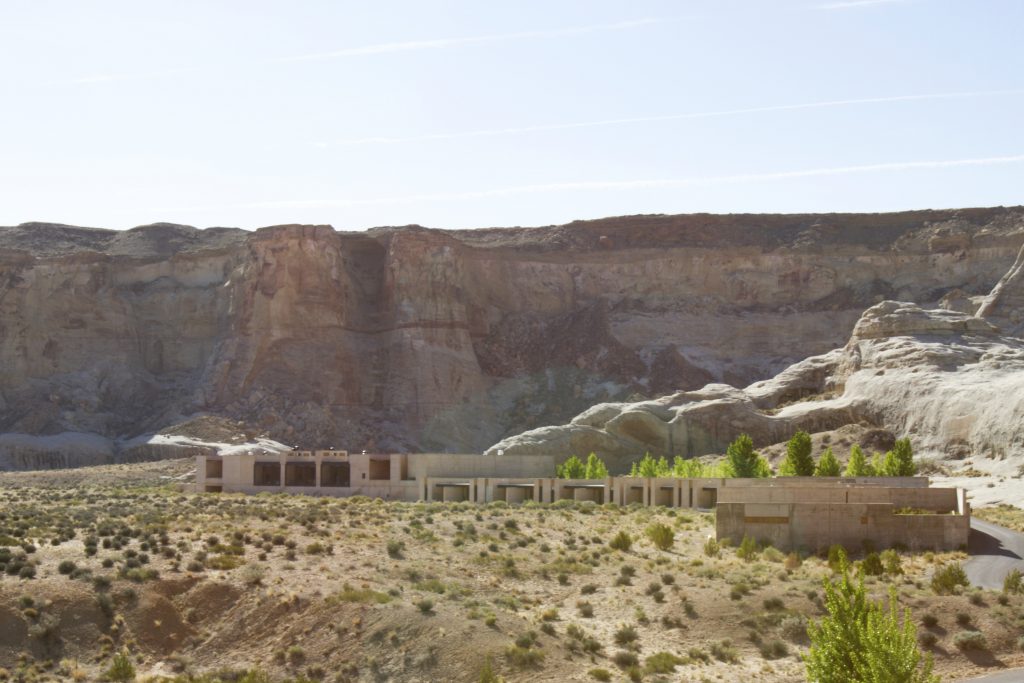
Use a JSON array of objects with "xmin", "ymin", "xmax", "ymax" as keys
[
  {"xmin": 644, "ymin": 651, "xmax": 684, "ymax": 674},
  {"xmin": 861, "ymin": 552, "xmax": 884, "ymax": 576},
  {"xmin": 827, "ymin": 544, "xmax": 848, "ymax": 572},
  {"xmin": 613, "ymin": 624, "xmax": 638, "ymax": 646},
  {"xmin": 645, "ymin": 523, "xmax": 674, "ymax": 551},
  {"xmin": 58, "ymin": 560, "xmax": 77, "ymax": 575},
  {"xmin": 386, "ymin": 540, "xmax": 405, "ymax": 559},
  {"xmin": 1003, "ymin": 568, "xmax": 1022, "ymax": 594},
  {"xmin": 104, "ymin": 651, "xmax": 135, "ymax": 682},
  {"xmin": 919, "ymin": 632, "xmax": 937, "ymax": 648},
  {"xmin": 415, "ymin": 598, "xmax": 434, "ymax": 613},
  {"xmin": 609, "ymin": 531, "xmax": 632, "ymax": 552},
  {"xmin": 710, "ymin": 640, "xmax": 738, "ymax": 663},
  {"xmin": 589, "ymin": 668, "xmax": 612, "ymax": 682},
  {"xmin": 505, "ymin": 645, "xmax": 544, "ymax": 669},
  {"xmin": 736, "ymin": 535, "xmax": 758, "ymax": 562},
  {"xmin": 784, "ymin": 552, "xmax": 802, "ymax": 571},
  {"xmin": 954, "ymin": 630, "xmax": 987, "ymax": 651},
  {"xmin": 931, "ymin": 562, "xmax": 969, "ymax": 595},
  {"xmin": 703, "ymin": 537, "xmax": 720, "ymax": 557},
  {"xmin": 612, "ymin": 651, "xmax": 639, "ymax": 668},
  {"xmin": 921, "ymin": 613, "xmax": 938, "ymax": 628},
  {"xmin": 759, "ymin": 639, "xmax": 788, "ymax": 659}
]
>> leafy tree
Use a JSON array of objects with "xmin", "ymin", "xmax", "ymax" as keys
[
  {"xmin": 583, "ymin": 452, "xmax": 609, "ymax": 479},
  {"xmin": 815, "ymin": 447, "xmax": 841, "ymax": 477},
  {"xmin": 556, "ymin": 455, "xmax": 585, "ymax": 479},
  {"xmin": 779, "ymin": 431, "xmax": 815, "ymax": 476},
  {"xmin": 725, "ymin": 434, "xmax": 771, "ymax": 478},
  {"xmin": 887, "ymin": 438, "xmax": 916, "ymax": 477},
  {"xmin": 672, "ymin": 457, "xmax": 708, "ymax": 478},
  {"xmin": 844, "ymin": 445, "xmax": 871, "ymax": 477},
  {"xmin": 805, "ymin": 572, "xmax": 938, "ymax": 683}
]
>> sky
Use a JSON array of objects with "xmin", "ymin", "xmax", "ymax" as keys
[{"xmin": 1, "ymin": 0, "xmax": 1022, "ymax": 231}]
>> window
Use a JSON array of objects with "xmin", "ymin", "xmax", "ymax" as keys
[
  {"xmin": 285, "ymin": 462, "xmax": 316, "ymax": 487},
  {"xmin": 369, "ymin": 458, "xmax": 390, "ymax": 481},
  {"xmin": 253, "ymin": 462, "xmax": 281, "ymax": 486},
  {"xmin": 205, "ymin": 459, "xmax": 223, "ymax": 479},
  {"xmin": 321, "ymin": 462, "xmax": 351, "ymax": 487}
]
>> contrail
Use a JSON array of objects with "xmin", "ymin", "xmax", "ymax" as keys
[
  {"xmin": 274, "ymin": 18, "xmax": 666, "ymax": 63},
  {"xmin": 817, "ymin": 0, "xmax": 911, "ymax": 9},
  {"xmin": 315, "ymin": 89, "xmax": 1024, "ymax": 147},
  {"xmin": 65, "ymin": 18, "xmax": 669, "ymax": 85},
  {"xmin": 164, "ymin": 154, "xmax": 1024, "ymax": 211}
]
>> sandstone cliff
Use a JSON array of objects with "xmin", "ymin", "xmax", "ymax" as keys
[{"xmin": 2, "ymin": 208, "xmax": 1023, "ymax": 467}]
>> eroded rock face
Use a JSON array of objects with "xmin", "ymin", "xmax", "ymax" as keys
[
  {"xmin": 977, "ymin": 243, "xmax": 1024, "ymax": 336},
  {"xmin": 487, "ymin": 300, "xmax": 1024, "ymax": 475},
  {"xmin": 1, "ymin": 208, "xmax": 1023, "ymax": 466}
]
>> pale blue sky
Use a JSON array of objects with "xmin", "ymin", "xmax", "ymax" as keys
[{"xmin": 1, "ymin": 0, "xmax": 1022, "ymax": 231}]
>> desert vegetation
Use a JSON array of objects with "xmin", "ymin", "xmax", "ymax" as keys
[{"xmin": 0, "ymin": 463, "xmax": 1021, "ymax": 682}]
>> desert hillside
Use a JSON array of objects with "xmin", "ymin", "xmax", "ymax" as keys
[{"xmin": 2, "ymin": 208, "xmax": 1023, "ymax": 466}]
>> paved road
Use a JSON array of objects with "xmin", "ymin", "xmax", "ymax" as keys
[
  {"xmin": 958, "ymin": 519, "xmax": 1024, "ymax": 682},
  {"xmin": 965, "ymin": 518, "xmax": 1024, "ymax": 590},
  {"xmin": 960, "ymin": 670, "xmax": 1024, "ymax": 683}
]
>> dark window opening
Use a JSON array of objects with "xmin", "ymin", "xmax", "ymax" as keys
[
  {"xmin": 205, "ymin": 459, "xmax": 223, "ymax": 478},
  {"xmin": 285, "ymin": 462, "xmax": 316, "ymax": 487},
  {"xmin": 369, "ymin": 458, "xmax": 390, "ymax": 481},
  {"xmin": 321, "ymin": 462, "xmax": 351, "ymax": 487},
  {"xmin": 254, "ymin": 462, "xmax": 281, "ymax": 486}
]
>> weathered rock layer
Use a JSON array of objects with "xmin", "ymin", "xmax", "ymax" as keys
[{"xmin": 1, "ymin": 208, "xmax": 1023, "ymax": 467}]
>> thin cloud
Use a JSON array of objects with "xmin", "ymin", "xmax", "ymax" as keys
[
  {"xmin": 314, "ymin": 89, "xmax": 1024, "ymax": 147},
  {"xmin": 817, "ymin": 0, "xmax": 911, "ymax": 9},
  {"xmin": 275, "ymin": 18, "xmax": 667, "ymax": 63},
  {"xmin": 163, "ymin": 154, "xmax": 1024, "ymax": 211},
  {"xmin": 66, "ymin": 18, "xmax": 669, "ymax": 85}
]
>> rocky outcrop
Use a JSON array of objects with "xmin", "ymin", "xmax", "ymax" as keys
[
  {"xmin": 977, "ymin": 242, "xmax": 1024, "ymax": 336},
  {"xmin": 487, "ymin": 301, "xmax": 1024, "ymax": 474},
  {"xmin": 1, "ymin": 208, "xmax": 1023, "ymax": 466}
]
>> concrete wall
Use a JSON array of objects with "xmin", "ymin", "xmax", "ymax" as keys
[{"xmin": 716, "ymin": 485, "xmax": 969, "ymax": 552}]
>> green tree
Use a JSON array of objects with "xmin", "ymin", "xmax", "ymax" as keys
[
  {"xmin": 887, "ymin": 438, "xmax": 916, "ymax": 477},
  {"xmin": 805, "ymin": 572, "xmax": 938, "ymax": 683},
  {"xmin": 779, "ymin": 431, "xmax": 815, "ymax": 476},
  {"xmin": 815, "ymin": 447, "xmax": 841, "ymax": 477},
  {"xmin": 725, "ymin": 434, "xmax": 771, "ymax": 478},
  {"xmin": 672, "ymin": 456, "xmax": 708, "ymax": 478},
  {"xmin": 844, "ymin": 445, "xmax": 872, "ymax": 477},
  {"xmin": 583, "ymin": 452, "xmax": 609, "ymax": 479},
  {"xmin": 556, "ymin": 455, "xmax": 585, "ymax": 479}
]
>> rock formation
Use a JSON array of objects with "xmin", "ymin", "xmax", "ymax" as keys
[
  {"xmin": 1, "ymin": 208, "xmax": 1023, "ymax": 468},
  {"xmin": 487, "ymin": 298, "xmax": 1024, "ymax": 475}
]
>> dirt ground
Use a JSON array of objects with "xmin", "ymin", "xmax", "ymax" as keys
[{"xmin": 0, "ymin": 463, "xmax": 1022, "ymax": 682}]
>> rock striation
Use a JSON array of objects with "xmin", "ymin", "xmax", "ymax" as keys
[{"xmin": 1, "ymin": 208, "xmax": 1023, "ymax": 468}]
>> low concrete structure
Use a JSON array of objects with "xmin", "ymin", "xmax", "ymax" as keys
[
  {"xmin": 197, "ymin": 451, "xmax": 968, "ymax": 551},
  {"xmin": 715, "ymin": 478, "xmax": 969, "ymax": 552}
]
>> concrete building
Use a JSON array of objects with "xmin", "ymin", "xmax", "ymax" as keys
[{"xmin": 196, "ymin": 450, "xmax": 968, "ymax": 551}]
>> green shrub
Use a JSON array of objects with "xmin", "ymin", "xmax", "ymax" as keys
[
  {"xmin": 710, "ymin": 640, "xmax": 738, "ymax": 663},
  {"xmin": 57, "ymin": 560, "xmax": 77, "ymax": 575},
  {"xmin": 644, "ymin": 651, "xmax": 684, "ymax": 674},
  {"xmin": 737, "ymin": 535, "xmax": 758, "ymax": 562},
  {"xmin": 415, "ymin": 598, "xmax": 434, "ymax": 613},
  {"xmin": 827, "ymin": 544, "xmax": 848, "ymax": 573},
  {"xmin": 557, "ymin": 455, "xmax": 586, "ymax": 479},
  {"xmin": 881, "ymin": 549, "xmax": 903, "ymax": 575},
  {"xmin": 104, "ymin": 651, "xmax": 136, "ymax": 682},
  {"xmin": 703, "ymin": 537, "xmax": 720, "ymax": 557},
  {"xmin": 645, "ymin": 523, "xmax": 674, "ymax": 551},
  {"xmin": 505, "ymin": 645, "xmax": 544, "ymax": 669},
  {"xmin": 613, "ymin": 624, "xmax": 638, "ymax": 646},
  {"xmin": 1003, "ymin": 568, "xmax": 1022, "ymax": 594},
  {"xmin": 931, "ymin": 562, "xmax": 969, "ymax": 595},
  {"xmin": 759, "ymin": 639, "xmax": 789, "ymax": 659},
  {"xmin": 612, "ymin": 651, "xmax": 639, "ymax": 668},
  {"xmin": 386, "ymin": 539, "xmax": 405, "ymax": 559},
  {"xmin": 609, "ymin": 531, "xmax": 632, "ymax": 552},
  {"xmin": 588, "ymin": 668, "xmax": 612, "ymax": 682},
  {"xmin": 953, "ymin": 630, "xmax": 987, "ymax": 651},
  {"xmin": 805, "ymin": 572, "xmax": 936, "ymax": 683},
  {"xmin": 861, "ymin": 552, "xmax": 884, "ymax": 576}
]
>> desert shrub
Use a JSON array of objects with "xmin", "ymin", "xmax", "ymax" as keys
[
  {"xmin": 920, "ymin": 613, "xmax": 938, "ymax": 628},
  {"xmin": 328, "ymin": 584, "xmax": 391, "ymax": 604},
  {"xmin": 1003, "ymin": 568, "xmax": 1022, "ymax": 594},
  {"xmin": 644, "ymin": 651, "xmax": 684, "ymax": 674},
  {"xmin": 645, "ymin": 523, "xmax": 674, "ymax": 551},
  {"xmin": 588, "ymin": 668, "xmax": 612, "ymax": 682},
  {"xmin": 763, "ymin": 546, "xmax": 784, "ymax": 563},
  {"xmin": 514, "ymin": 631, "xmax": 538, "ymax": 649},
  {"xmin": 780, "ymin": 615, "xmax": 809, "ymax": 644},
  {"xmin": 737, "ymin": 535, "xmax": 758, "ymax": 562},
  {"xmin": 953, "ymin": 630, "xmax": 987, "ymax": 651},
  {"xmin": 505, "ymin": 645, "xmax": 544, "ymax": 669},
  {"xmin": 58, "ymin": 560, "xmax": 77, "ymax": 575},
  {"xmin": 861, "ymin": 552, "xmax": 884, "ymax": 576},
  {"xmin": 931, "ymin": 562, "xmax": 969, "ymax": 595},
  {"xmin": 613, "ymin": 624, "xmax": 638, "ymax": 646},
  {"xmin": 955, "ymin": 612, "xmax": 971, "ymax": 626},
  {"xmin": 609, "ymin": 531, "xmax": 632, "ymax": 552},
  {"xmin": 415, "ymin": 598, "xmax": 434, "ymax": 613},
  {"xmin": 612, "ymin": 651, "xmax": 639, "ymax": 668},
  {"xmin": 806, "ymin": 572, "xmax": 935, "ymax": 683},
  {"xmin": 577, "ymin": 601, "xmax": 594, "ymax": 617},
  {"xmin": 881, "ymin": 549, "xmax": 903, "ymax": 575},
  {"xmin": 763, "ymin": 596, "xmax": 785, "ymax": 611},
  {"xmin": 759, "ymin": 639, "xmax": 789, "ymax": 659},
  {"xmin": 968, "ymin": 591, "xmax": 985, "ymax": 606},
  {"xmin": 919, "ymin": 632, "xmax": 937, "ymax": 648},
  {"xmin": 703, "ymin": 537, "xmax": 720, "ymax": 558},
  {"xmin": 827, "ymin": 544, "xmax": 849, "ymax": 573},
  {"xmin": 103, "ymin": 651, "xmax": 135, "ymax": 682},
  {"xmin": 386, "ymin": 539, "xmax": 405, "ymax": 559},
  {"xmin": 581, "ymin": 583, "xmax": 598, "ymax": 595},
  {"xmin": 785, "ymin": 552, "xmax": 802, "ymax": 571},
  {"xmin": 710, "ymin": 640, "xmax": 738, "ymax": 663}
]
